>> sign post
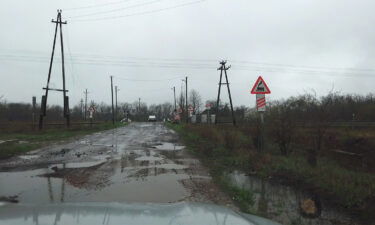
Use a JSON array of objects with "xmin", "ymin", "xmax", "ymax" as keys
[{"xmin": 251, "ymin": 76, "xmax": 271, "ymax": 152}]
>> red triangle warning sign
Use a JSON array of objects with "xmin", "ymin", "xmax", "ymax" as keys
[{"xmin": 250, "ymin": 76, "xmax": 271, "ymax": 94}]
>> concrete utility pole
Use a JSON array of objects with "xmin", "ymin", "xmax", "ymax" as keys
[
  {"xmin": 115, "ymin": 86, "xmax": 119, "ymax": 121},
  {"xmin": 110, "ymin": 76, "xmax": 115, "ymax": 125},
  {"xmin": 84, "ymin": 89, "xmax": 89, "ymax": 120},
  {"xmin": 185, "ymin": 76, "xmax": 188, "ymax": 123}
]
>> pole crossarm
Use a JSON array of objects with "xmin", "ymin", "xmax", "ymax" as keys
[{"xmin": 43, "ymin": 88, "xmax": 69, "ymax": 92}]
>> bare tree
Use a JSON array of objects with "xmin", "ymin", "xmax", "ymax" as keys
[
  {"xmin": 178, "ymin": 92, "xmax": 185, "ymax": 112},
  {"xmin": 189, "ymin": 89, "xmax": 202, "ymax": 114},
  {"xmin": 268, "ymin": 99, "xmax": 297, "ymax": 156}
]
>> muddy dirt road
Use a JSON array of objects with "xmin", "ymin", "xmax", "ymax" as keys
[{"xmin": 0, "ymin": 123, "xmax": 233, "ymax": 206}]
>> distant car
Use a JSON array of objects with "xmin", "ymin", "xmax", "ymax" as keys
[{"xmin": 148, "ymin": 115, "xmax": 157, "ymax": 122}]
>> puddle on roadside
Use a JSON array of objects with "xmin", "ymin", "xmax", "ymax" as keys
[
  {"xmin": 49, "ymin": 161, "xmax": 106, "ymax": 169},
  {"xmin": 0, "ymin": 157, "xmax": 192, "ymax": 204},
  {"xmin": 154, "ymin": 164, "xmax": 187, "ymax": 170},
  {"xmin": 0, "ymin": 125, "xmax": 200, "ymax": 205},
  {"xmin": 0, "ymin": 140, "xmax": 17, "ymax": 144},
  {"xmin": 225, "ymin": 171, "xmax": 360, "ymax": 225},
  {"xmin": 154, "ymin": 143, "xmax": 185, "ymax": 151},
  {"xmin": 135, "ymin": 156, "xmax": 164, "ymax": 161},
  {"xmin": 18, "ymin": 155, "xmax": 39, "ymax": 160}
]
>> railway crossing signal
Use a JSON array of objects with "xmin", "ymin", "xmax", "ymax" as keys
[{"xmin": 251, "ymin": 76, "xmax": 271, "ymax": 94}]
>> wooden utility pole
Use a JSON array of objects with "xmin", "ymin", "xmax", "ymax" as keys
[
  {"xmin": 215, "ymin": 60, "xmax": 236, "ymax": 126},
  {"xmin": 172, "ymin": 86, "xmax": 176, "ymax": 111},
  {"xmin": 39, "ymin": 10, "xmax": 70, "ymax": 129},
  {"xmin": 32, "ymin": 97, "xmax": 36, "ymax": 129},
  {"xmin": 80, "ymin": 99, "xmax": 84, "ymax": 119},
  {"xmin": 185, "ymin": 76, "xmax": 188, "ymax": 123},
  {"xmin": 110, "ymin": 76, "xmax": 115, "ymax": 125},
  {"xmin": 115, "ymin": 86, "xmax": 119, "ymax": 121},
  {"xmin": 84, "ymin": 89, "xmax": 89, "ymax": 120}
]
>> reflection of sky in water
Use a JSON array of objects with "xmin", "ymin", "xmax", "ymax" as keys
[
  {"xmin": 0, "ymin": 148, "xmax": 199, "ymax": 204},
  {"xmin": 0, "ymin": 202, "xmax": 265, "ymax": 225},
  {"xmin": 226, "ymin": 171, "xmax": 355, "ymax": 225},
  {"xmin": 154, "ymin": 142, "xmax": 185, "ymax": 151}
]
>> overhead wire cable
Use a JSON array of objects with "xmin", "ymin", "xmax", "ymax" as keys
[
  {"xmin": 1, "ymin": 53, "xmax": 375, "ymax": 77},
  {"xmin": 72, "ymin": 0, "xmax": 207, "ymax": 22},
  {"xmin": 68, "ymin": 0, "xmax": 164, "ymax": 19},
  {"xmin": 2, "ymin": 50, "xmax": 375, "ymax": 73},
  {"xmin": 114, "ymin": 75, "xmax": 184, "ymax": 82},
  {"xmin": 63, "ymin": 0, "xmax": 135, "ymax": 11}
]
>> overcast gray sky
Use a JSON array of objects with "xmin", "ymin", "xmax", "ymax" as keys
[{"xmin": 1, "ymin": 0, "xmax": 374, "ymax": 108}]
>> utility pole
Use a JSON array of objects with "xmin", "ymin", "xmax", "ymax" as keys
[
  {"xmin": 215, "ymin": 60, "xmax": 236, "ymax": 126},
  {"xmin": 138, "ymin": 98, "xmax": 141, "ymax": 112},
  {"xmin": 39, "ymin": 10, "xmax": 70, "ymax": 129},
  {"xmin": 80, "ymin": 99, "xmax": 84, "ymax": 120},
  {"xmin": 115, "ymin": 86, "xmax": 119, "ymax": 121},
  {"xmin": 185, "ymin": 76, "xmax": 188, "ymax": 123},
  {"xmin": 172, "ymin": 86, "xmax": 176, "ymax": 111},
  {"xmin": 32, "ymin": 97, "xmax": 36, "ymax": 130},
  {"xmin": 84, "ymin": 89, "xmax": 89, "ymax": 120},
  {"xmin": 110, "ymin": 76, "xmax": 115, "ymax": 125}
]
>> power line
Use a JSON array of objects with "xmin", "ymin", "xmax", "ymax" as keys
[
  {"xmin": 72, "ymin": 0, "xmax": 207, "ymax": 22},
  {"xmin": 63, "ymin": 0, "xmax": 135, "ymax": 11},
  {"xmin": 1, "ymin": 55, "xmax": 374, "ymax": 77},
  {"xmin": 1, "ymin": 52, "xmax": 375, "ymax": 77},
  {"xmin": 1, "ymin": 51, "xmax": 374, "ymax": 73},
  {"xmin": 114, "ymin": 75, "xmax": 184, "ymax": 82},
  {"xmin": 68, "ymin": 0, "xmax": 164, "ymax": 19}
]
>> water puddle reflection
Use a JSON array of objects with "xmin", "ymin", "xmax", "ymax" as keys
[
  {"xmin": 154, "ymin": 143, "xmax": 185, "ymax": 151},
  {"xmin": 226, "ymin": 171, "xmax": 359, "ymax": 225}
]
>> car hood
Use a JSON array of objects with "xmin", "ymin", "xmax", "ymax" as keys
[{"xmin": 0, "ymin": 202, "xmax": 281, "ymax": 225}]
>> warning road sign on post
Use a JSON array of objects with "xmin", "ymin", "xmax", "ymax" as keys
[
  {"xmin": 251, "ymin": 76, "xmax": 271, "ymax": 94},
  {"xmin": 250, "ymin": 76, "xmax": 271, "ymax": 153},
  {"xmin": 251, "ymin": 76, "xmax": 271, "ymax": 112}
]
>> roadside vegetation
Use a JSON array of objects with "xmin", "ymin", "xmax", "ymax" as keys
[
  {"xmin": 168, "ymin": 92, "xmax": 375, "ymax": 221},
  {"xmin": 0, "ymin": 122, "xmax": 125, "ymax": 159}
]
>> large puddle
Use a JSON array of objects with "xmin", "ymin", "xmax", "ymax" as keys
[
  {"xmin": 0, "ymin": 124, "xmax": 220, "ymax": 211},
  {"xmin": 0, "ymin": 137, "xmax": 197, "ymax": 204},
  {"xmin": 0, "ymin": 155, "xmax": 194, "ymax": 204},
  {"xmin": 226, "ymin": 171, "xmax": 361, "ymax": 225}
]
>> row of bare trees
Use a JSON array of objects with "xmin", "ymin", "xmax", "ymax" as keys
[
  {"xmin": 0, "ymin": 100, "xmax": 173, "ymax": 122},
  {"xmin": 258, "ymin": 92, "xmax": 375, "ymax": 166},
  {"xmin": 0, "ymin": 89, "xmax": 205, "ymax": 122}
]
